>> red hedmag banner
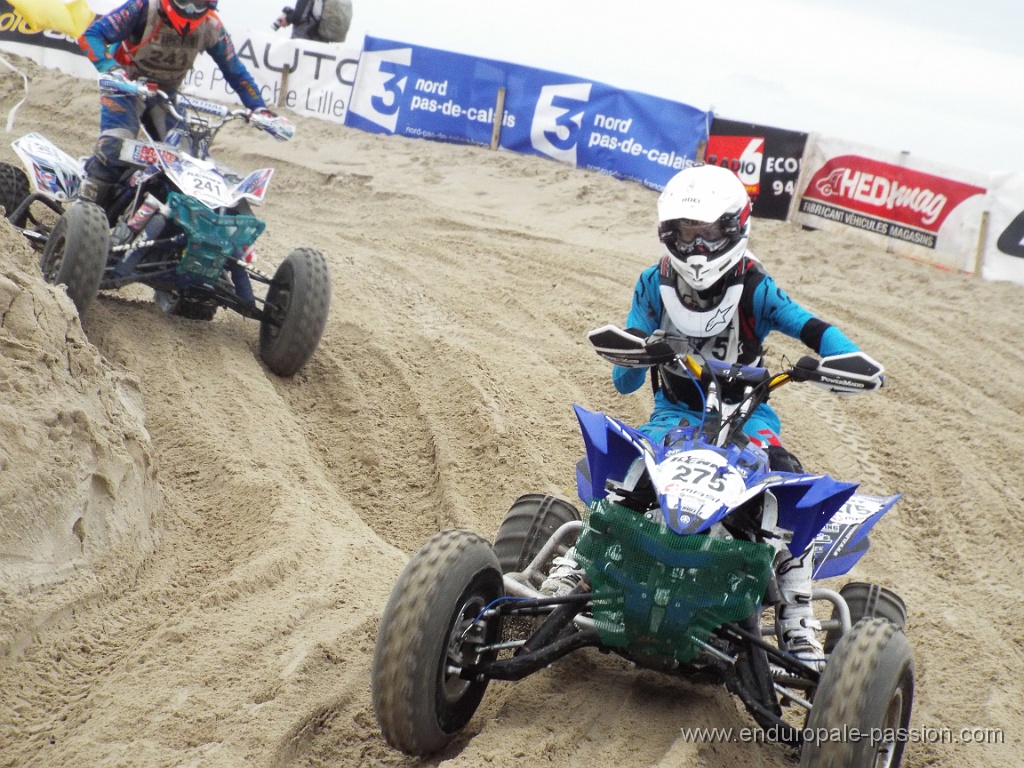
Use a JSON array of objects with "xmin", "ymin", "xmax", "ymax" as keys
[{"xmin": 793, "ymin": 136, "xmax": 988, "ymax": 271}]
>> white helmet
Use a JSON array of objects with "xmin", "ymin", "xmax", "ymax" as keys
[{"xmin": 657, "ymin": 164, "xmax": 752, "ymax": 294}]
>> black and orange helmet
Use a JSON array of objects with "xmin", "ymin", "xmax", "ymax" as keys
[{"xmin": 160, "ymin": 0, "xmax": 212, "ymax": 36}]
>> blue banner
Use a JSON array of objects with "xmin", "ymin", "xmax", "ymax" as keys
[{"xmin": 347, "ymin": 37, "xmax": 711, "ymax": 190}]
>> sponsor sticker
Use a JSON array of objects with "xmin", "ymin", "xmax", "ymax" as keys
[{"xmin": 800, "ymin": 155, "xmax": 985, "ymax": 247}]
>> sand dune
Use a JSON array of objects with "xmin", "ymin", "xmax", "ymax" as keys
[{"xmin": 0, "ymin": 56, "xmax": 1021, "ymax": 767}]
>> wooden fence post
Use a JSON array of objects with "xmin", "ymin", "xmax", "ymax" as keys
[
  {"xmin": 972, "ymin": 210, "xmax": 990, "ymax": 276},
  {"xmin": 490, "ymin": 87, "xmax": 506, "ymax": 150},
  {"xmin": 279, "ymin": 65, "xmax": 291, "ymax": 109}
]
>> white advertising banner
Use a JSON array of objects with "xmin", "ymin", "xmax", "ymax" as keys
[
  {"xmin": 791, "ymin": 135, "xmax": 989, "ymax": 272},
  {"xmin": 0, "ymin": 11, "xmax": 358, "ymax": 124},
  {"xmin": 180, "ymin": 29, "xmax": 359, "ymax": 124},
  {"xmin": 0, "ymin": 35, "xmax": 88, "ymax": 73},
  {"xmin": 980, "ymin": 173, "xmax": 1024, "ymax": 285}
]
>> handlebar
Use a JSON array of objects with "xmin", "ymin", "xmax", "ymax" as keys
[
  {"xmin": 97, "ymin": 72, "xmax": 294, "ymax": 142},
  {"xmin": 587, "ymin": 324, "xmax": 884, "ymax": 395}
]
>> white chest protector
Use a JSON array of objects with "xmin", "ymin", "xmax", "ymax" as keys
[
  {"xmin": 659, "ymin": 280, "xmax": 744, "ymax": 360},
  {"xmin": 654, "ymin": 260, "xmax": 766, "ymax": 406},
  {"xmin": 656, "ymin": 253, "xmax": 765, "ymax": 367}
]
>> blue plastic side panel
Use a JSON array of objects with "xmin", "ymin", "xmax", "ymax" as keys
[
  {"xmin": 772, "ymin": 475, "xmax": 859, "ymax": 557},
  {"xmin": 811, "ymin": 493, "xmax": 900, "ymax": 578},
  {"xmin": 813, "ymin": 538, "xmax": 870, "ymax": 579},
  {"xmin": 573, "ymin": 404, "xmax": 644, "ymax": 506}
]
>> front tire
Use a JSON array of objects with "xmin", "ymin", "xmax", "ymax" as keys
[
  {"xmin": 372, "ymin": 530, "xmax": 504, "ymax": 756},
  {"xmin": 801, "ymin": 618, "xmax": 914, "ymax": 768},
  {"xmin": 0, "ymin": 162, "xmax": 29, "ymax": 227},
  {"xmin": 259, "ymin": 248, "xmax": 331, "ymax": 377},
  {"xmin": 39, "ymin": 201, "xmax": 109, "ymax": 318}
]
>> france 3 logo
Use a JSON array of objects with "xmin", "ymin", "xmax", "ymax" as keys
[{"xmin": 529, "ymin": 83, "xmax": 592, "ymax": 164}]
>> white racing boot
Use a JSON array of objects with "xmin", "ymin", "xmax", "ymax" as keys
[
  {"xmin": 775, "ymin": 547, "xmax": 825, "ymax": 672},
  {"xmin": 539, "ymin": 546, "xmax": 585, "ymax": 597}
]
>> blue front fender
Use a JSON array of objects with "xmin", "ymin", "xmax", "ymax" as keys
[{"xmin": 573, "ymin": 405, "xmax": 869, "ymax": 562}]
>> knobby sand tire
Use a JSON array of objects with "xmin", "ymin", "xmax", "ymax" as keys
[
  {"xmin": 259, "ymin": 248, "xmax": 331, "ymax": 376},
  {"xmin": 39, "ymin": 201, "xmax": 110, "ymax": 318},
  {"xmin": 492, "ymin": 493, "xmax": 580, "ymax": 575},
  {"xmin": 824, "ymin": 581, "xmax": 908, "ymax": 653},
  {"xmin": 372, "ymin": 530, "xmax": 503, "ymax": 756},
  {"xmin": 0, "ymin": 162, "xmax": 30, "ymax": 227},
  {"xmin": 801, "ymin": 617, "xmax": 914, "ymax": 768}
]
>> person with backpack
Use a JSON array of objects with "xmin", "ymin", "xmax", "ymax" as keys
[{"xmin": 273, "ymin": 0, "xmax": 352, "ymax": 43}]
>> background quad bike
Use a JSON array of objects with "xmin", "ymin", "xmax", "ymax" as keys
[
  {"xmin": 0, "ymin": 160, "xmax": 330, "ymax": 378},
  {"xmin": 373, "ymin": 494, "xmax": 914, "ymax": 768}
]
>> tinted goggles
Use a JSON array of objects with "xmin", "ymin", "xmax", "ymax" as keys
[
  {"xmin": 674, "ymin": 218, "xmax": 725, "ymax": 244},
  {"xmin": 173, "ymin": 0, "xmax": 210, "ymax": 19}
]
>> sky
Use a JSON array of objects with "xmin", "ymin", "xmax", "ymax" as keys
[{"xmin": 209, "ymin": 0, "xmax": 1024, "ymax": 176}]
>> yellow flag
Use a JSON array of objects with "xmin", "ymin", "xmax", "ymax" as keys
[{"xmin": 9, "ymin": 0, "xmax": 96, "ymax": 39}]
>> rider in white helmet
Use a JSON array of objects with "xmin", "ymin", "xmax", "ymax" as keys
[{"xmin": 542, "ymin": 163, "xmax": 876, "ymax": 671}]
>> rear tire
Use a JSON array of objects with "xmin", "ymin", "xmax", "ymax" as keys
[
  {"xmin": 825, "ymin": 582, "xmax": 907, "ymax": 653},
  {"xmin": 372, "ymin": 530, "xmax": 503, "ymax": 756},
  {"xmin": 801, "ymin": 618, "xmax": 914, "ymax": 768},
  {"xmin": 492, "ymin": 493, "xmax": 580, "ymax": 577},
  {"xmin": 154, "ymin": 289, "xmax": 218, "ymax": 321},
  {"xmin": 39, "ymin": 201, "xmax": 109, "ymax": 318},
  {"xmin": 259, "ymin": 248, "xmax": 331, "ymax": 377},
  {"xmin": 0, "ymin": 162, "xmax": 29, "ymax": 227}
]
